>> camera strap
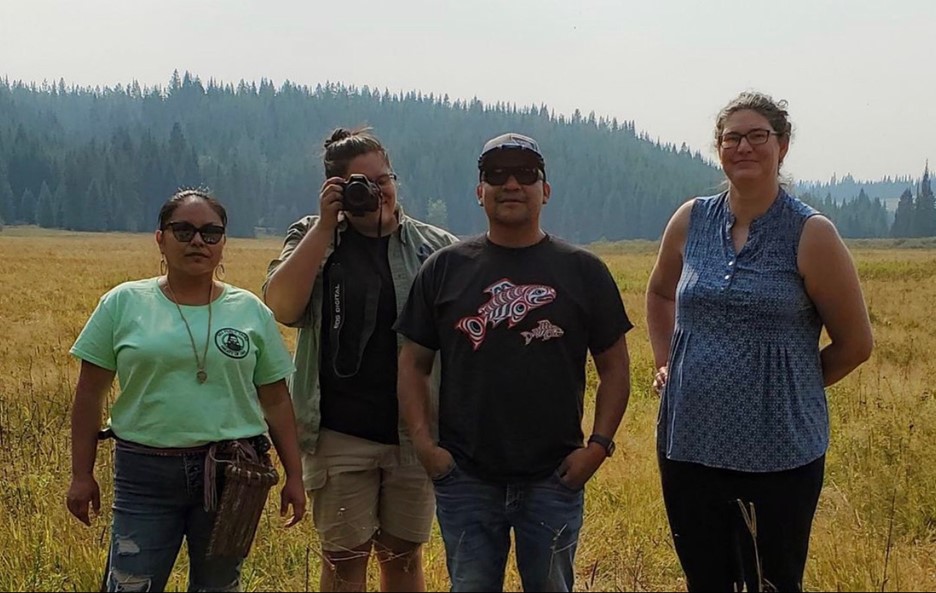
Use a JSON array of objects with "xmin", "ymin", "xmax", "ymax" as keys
[{"xmin": 327, "ymin": 259, "xmax": 381, "ymax": 379}]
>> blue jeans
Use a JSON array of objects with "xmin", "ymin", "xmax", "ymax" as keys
[
  {"xmin": 106, "ymin": 446, "xmax": 243, "ymax": 592},
  {"xmin": 433, "ymin": 463, "xmax": 584, "ymax": 592}
]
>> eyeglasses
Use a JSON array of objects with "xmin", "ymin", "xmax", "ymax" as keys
[
  {"xmin": 481, "ymin": 167, "xmax": 541, "ymax": 186},
  {"xmin": 373, "ymin": 173, "xmax": 398, "ymax": 188},
  {"xmin": 719, "ymin": 129, "xmax": 782, "ymax": 149},
  {"xmin": 164, "ymin": 221, "xmax": 226, "ymax": 244}
]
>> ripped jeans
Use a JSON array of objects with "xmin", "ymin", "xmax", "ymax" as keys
[{"xmin": 106, "ymin": 444, "xmax": 243, "ymax": 592}]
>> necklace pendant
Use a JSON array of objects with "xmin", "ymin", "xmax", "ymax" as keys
[{"xmin": 197, "ymin": 370, "xmax": 208, "ymax": 384}]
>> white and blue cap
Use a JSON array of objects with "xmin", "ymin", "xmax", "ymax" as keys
[{"xmin": 478, "ymin": 132, "xmax": 545, "ymax": 172}]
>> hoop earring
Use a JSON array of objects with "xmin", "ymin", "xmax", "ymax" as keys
[
  {"xmin": 159, "ymin": 256, "xmax": 167, "ymax": 275},
  {"xmin": 214, "ymin": 263, "xmax": 226, "ymax": 280}
]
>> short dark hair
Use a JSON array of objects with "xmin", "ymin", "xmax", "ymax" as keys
[
  {"xmin": 322, "ymin": 127, "xmax": 392, "ymax": 178},
  {"xmin": 157, "ymin": 189, "xmax": 227, "ymax": 230}
]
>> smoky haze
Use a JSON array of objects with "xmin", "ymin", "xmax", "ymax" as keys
[{"xmin": 1, "ymin": 0, "xmax": 933, "ymax": 182}]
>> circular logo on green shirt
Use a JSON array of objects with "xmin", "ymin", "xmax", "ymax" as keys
[{"xmin": 215, "ymin": 328, "xmax": 250, "ymax": 359}]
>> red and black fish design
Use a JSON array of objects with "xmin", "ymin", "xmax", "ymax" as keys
[{"xmin": 455, "ymin": 278, "xmax": 557, "ymax": 350}]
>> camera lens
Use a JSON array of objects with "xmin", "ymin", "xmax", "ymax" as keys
[
  {"xmin": 344, "ymin": 182, "xmax": 371, "ymax": 210},
  {"xmin": 341, "ymin": 175, "xmax": 380, "ymax": 214}
]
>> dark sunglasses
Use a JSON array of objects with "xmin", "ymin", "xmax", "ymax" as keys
[
  {"xmin": 481, "ymin": 167, "xmax": 542, "ymax": 186},
  {"xmin": 164, "ymin": 221, "xmax": 226, "ymax": 244}
]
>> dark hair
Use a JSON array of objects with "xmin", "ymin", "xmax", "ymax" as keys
[
  {"xmin": 157, "ymin": 189, "xmax": 228, "ymax": 230},
  {"xmin": 714, "ymin": 91, "xmax": 792, "ymax": 148},
  {"xmin": 323, "ymin": 127, "xmax": 391, "ymax": 178}
]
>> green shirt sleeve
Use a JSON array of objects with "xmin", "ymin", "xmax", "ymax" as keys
[
  {"xmin": 70, "ymin": 292, "xmax": 118, "ymax": 371},
  {"xmin": 253, "ymin": 304, "xmax": 296, "ymax": 386}
]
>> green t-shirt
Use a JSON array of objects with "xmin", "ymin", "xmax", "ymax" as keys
[{"xmin": 70, "ymin": 278, "xmax": 295, "ymax": 448}]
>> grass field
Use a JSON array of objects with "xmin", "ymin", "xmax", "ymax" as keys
[{"xmin": 1, "ymin": 227, "xmax": 934, "ymax": 591}]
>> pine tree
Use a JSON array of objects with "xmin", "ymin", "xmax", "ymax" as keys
[
  {"xmin": 891, "ymin": 187, "xmax": 914, "ymax": 238},
  {"xmin": 53, "ymin": 179, "xmax": 66, "ymax": 228},
  {"xmin": 82, "ymin": 179, "xmax": 104, "ymax": 231},
  {"xmin": 0, "ymin": 174, "xmax": 13, "ymax": 225},
  {"xmin": 913, "ymin": 163, "xmax": 936, "ymax": 237},
  {"xmin": 426, "ymin": 198, "xmax": 448, "ymax": 228},
  {"xmin": 36, "ymin": 181, "xmax": 54, "ymax": 227},
  {"xmin": 18, "ymin": 188, "xmax": 35, "ymax": 224},
  {"xmin": 168, "ymin": 70, "xmax": 182, "ymax": 96}
]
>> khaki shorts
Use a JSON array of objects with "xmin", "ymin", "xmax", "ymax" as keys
[{"xmin": 303, "ymin": 428, "xmax": 435, "ymax": 552}]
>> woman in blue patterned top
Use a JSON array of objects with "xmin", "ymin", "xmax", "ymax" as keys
[{"xmin": 646, "ymin": 92, "xmax": 873, "ymax": 592}]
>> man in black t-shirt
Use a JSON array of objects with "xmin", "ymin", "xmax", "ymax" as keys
[{"xmin": 394, "ymin": 133, "xmax": 633, "ymax": 592}]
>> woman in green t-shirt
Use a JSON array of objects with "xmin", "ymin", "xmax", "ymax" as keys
[{"xmin": 66, "ymin": 190, "xmax": 306, "ymax": 592}]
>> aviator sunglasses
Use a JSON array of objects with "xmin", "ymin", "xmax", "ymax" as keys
[
  {"xmin": 164, "ymin": 221, "xmax": 226, "ymax": 244},
  {"xmin": 481, "ymin": 167, "xmax": 542, "ymax": 186}
]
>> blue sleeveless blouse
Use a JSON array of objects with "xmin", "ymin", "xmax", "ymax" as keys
[{"xmin": 657, "ymin": 190, "xmax": 827, "ymax": 472}]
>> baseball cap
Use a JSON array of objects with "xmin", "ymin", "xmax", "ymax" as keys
[{"xmin": 477, "ymin": 133, "xmax": 545, "ymax": 172}]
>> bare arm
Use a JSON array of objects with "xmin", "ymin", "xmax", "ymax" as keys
[
  {"xmin": 558, "ymin": 334, "xmax": 631, "ymax": 489},
  {"xmin": 257, "ymin": 379, "xmax": 306, "ymax": 526},
  {"xmin": 66, "ymin": 360, "xmax": 115, "ymax": 526},
  {"xmin": 263, "ymin": 177, "xmax": 344, "ymax": 325},
  {"xmin": 590, "ymin": 334, "xmax": 632, "ymax": 444},
  {"xmin": 798, "ymin": 216, "xmax": 874, "ymax": 386},
  {"xmin": 646, "ymin": 200, "xmax": 694, "ymax": 387},
  {"xmin": 398, "ymin": 339, "xmax": 452, "ymax": 477}
]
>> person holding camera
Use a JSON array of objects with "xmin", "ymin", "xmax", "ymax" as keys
[
  {"xmin": 264, "ymin": 127, "xmax": 457, "ymax": 592},
  {"xmin": 394, "ymin": 133, "xmax": 633, "ymax": 592}
]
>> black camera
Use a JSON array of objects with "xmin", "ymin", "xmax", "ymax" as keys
[{"xmin": 340, "ymin": 174, "xmax": 381, "ymax": 216}]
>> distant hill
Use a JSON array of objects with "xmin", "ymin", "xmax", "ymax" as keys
[{"xmin": 0, "ymin": 72, "xmax": 921, "ymax": 240}]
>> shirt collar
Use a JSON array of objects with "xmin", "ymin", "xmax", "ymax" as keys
[{"xmin": 720, "ymin": 187, "xmax": 788, "ymax": 229}]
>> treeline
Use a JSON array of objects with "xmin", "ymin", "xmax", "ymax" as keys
[
  {"xmin": 889, "ymin": 167, "xmax": 936, "ymax": 238},
  {"xmin": 799, "ymin": 167, "xmax": 934, "ymax": 239},
  {"xmin": 800, "ymin": 189, "xmax": 892, "ymax": 238},
  {"xmin": 796, "ymin": 174, "xmax": 915, "ymax": 204},
  {"xmin": 0, "ymin": 72, "xmax": 928, "ymax": 240}
]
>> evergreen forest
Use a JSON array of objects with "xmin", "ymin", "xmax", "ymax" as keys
[{"xmin": 1, "ymin": 72, "xmax": 932, "ymax": 241}]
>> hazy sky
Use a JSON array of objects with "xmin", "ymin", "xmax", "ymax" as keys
[{"xmin": 2, "ymin": 0, "xmax": 933, "ymax": 182}]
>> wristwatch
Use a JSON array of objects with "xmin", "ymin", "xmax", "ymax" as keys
[{"xmin": 588, "ymin": 433, "xmax": 616, "ymax": 458}]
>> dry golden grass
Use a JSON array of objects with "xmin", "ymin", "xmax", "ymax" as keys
[{"xmin": 1, "ymin": 227, "xmax": 934, "ymax": 591}]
